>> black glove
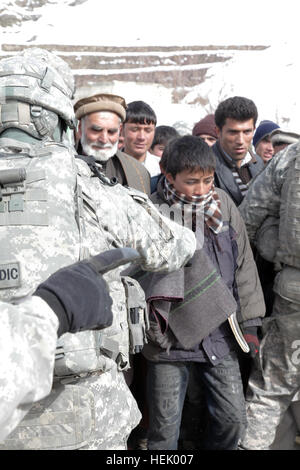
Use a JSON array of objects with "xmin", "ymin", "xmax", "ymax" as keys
[
  {"xmin": 243, "ymin": 326, "xmax": 260, "ymax": 359},
  {"xmin": 34, "ymin": 248, "xmax": 141, "ymax": 337}
]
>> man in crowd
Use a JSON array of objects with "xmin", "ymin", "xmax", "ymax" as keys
[
  {"xmin": 122, "ymin": 100, "xmax": 161, "ymax": 177},
  {"xmin": 252, "ymin": 120, "xmax": 280, "ymax": 165},
  {"xmin": 74, "ymin": 93, "xmax": 151, "ymax": 195},
  {"xmin": 192, "ymin": 114, "xmax": 218, "ymax": 147},
  {"xmin": 212, "ymin": 96, "xmax": 264, "ymax": 206}
]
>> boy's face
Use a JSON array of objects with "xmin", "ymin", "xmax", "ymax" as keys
[
  {"xmin": 255, "ymin": 136, "xmax": 274, "ymax": 164},
  {"xmin": 166, "ymin": 169, "xmax": 215, "ymax": 198},
  {"xmin": 150, "ymin": 143, "xmax": 165, "ymax": 158}
]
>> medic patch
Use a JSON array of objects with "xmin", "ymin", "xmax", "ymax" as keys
[{"xmin": 0, "ymin": 262, "xmax": 21, "ymax": 289}]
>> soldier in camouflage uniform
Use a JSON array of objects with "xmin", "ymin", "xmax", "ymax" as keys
[
  {"xmin": 0, "ymin": 48, "xmax": 196, "ymax": 450},
  {"xmin": 239, "ymin": 141, "xmax": 300, "ymax": 449},
  {"xmin": 0, "ymin": 249, "xmax": 120, "ymax": 441},
  {"xmin": 0, "ymin": 296, "xmax": 60, "ymax": 441}
]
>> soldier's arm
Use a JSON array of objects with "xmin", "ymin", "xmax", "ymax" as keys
[
  {"xmin": 0, "ymin": 296, "xmax": 58, "ymax": 441},
  {"xmin": 239, "ymin": 146, "xmax": 293, "ymax": 243},
  {"xmin": 124, "ymin": 193, "xmax": 196, "ymax": 272}
]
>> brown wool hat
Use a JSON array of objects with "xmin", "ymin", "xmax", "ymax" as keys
[
  {"xmin": 74, "ymin": 93, "xmax": 127, "ymax": 121},
  {"xmin": 192, "ymin": 114, "xmax": 217, "ymax": 139}
]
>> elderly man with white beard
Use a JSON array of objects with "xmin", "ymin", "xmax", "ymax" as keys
[{"xmin": 74, "ymin": 93, "xmax": 151, "ymax": 196}]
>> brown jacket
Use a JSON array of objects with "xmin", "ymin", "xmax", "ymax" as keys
[{"xmin": 113, "ymin": 150, "xmax": 151, "ymax": 196}]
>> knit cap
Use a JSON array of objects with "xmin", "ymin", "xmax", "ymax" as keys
[
  {"xmin": 253, "ymin": 120, "xmax": 279, "ymax": 148},
  {"xmin": 192, "ymin": 114, "xmax": 217, "ymax": 138}
]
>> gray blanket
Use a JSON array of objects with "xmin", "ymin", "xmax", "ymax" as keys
[{"xmin": 138, "ymin": 249, "xmax": 237, "ymax": 349}]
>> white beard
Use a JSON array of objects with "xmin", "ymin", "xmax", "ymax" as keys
[{"xmin": 81, "ymin": 138, "xmax": 118, "ymax": 163}]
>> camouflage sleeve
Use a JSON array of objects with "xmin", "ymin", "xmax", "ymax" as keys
[
  {"xmin": 112, "ymin": 188, "xmax": 196, "ymax": 273},
  {"xmin": 76, "ymin": 161, "xmax": 196, "ymax": 272},
  {"xmin": 239, "ymin": 145, "xmax": 296, "ymax": 243},
  {"xmin": 0, "ymin": 296, "xmax": 58, "ymax": 441},
  {"xmin": 139, "ymin": 200, "xmax": 196, "ymax": 272}
]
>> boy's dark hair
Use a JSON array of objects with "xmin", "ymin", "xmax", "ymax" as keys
[
  {"xmin": 124, "ymin": 100, "xmax": 157, "ymax": 126},
  {"xmin": 214, "ymin": 96, "xmax": 258, "ymax": 130},
  {"xmin": 162, "ymin": 135, "xmax": 216, "ymax": 178},
  {"xmin": 151, "ymin": 125, "xmax": 179, "ymax": 149}
]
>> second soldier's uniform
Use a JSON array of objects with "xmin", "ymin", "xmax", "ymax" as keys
[
  {"xmin": 0, "ymin": 296, "xmax": 59, "ymax": 441},
  {"xmin": 239, "ymin": 141, "xmax": 300, "ymax": 449}
]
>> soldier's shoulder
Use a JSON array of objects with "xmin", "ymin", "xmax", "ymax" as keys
[
  {"xmin": 74, "ymin": 154, "xmax": 94, "ymax": 177},
  {"xmin": 75, "ymin": 155, "xmax": 120, "ymax": 187},
  {"xmin": 273, "ymin": 141, "xmax": 299, "ymax": 168},
  {"xmin": 260, "ymin": 141, "xmax": 300, "ymax": 183},
  {"xmin": 124, "ymin": 186, "xmax": 149, "ymax": 203}
]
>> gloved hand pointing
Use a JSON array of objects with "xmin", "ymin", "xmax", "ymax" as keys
[{"xmin": 34, "ymin": 248, "xmax": 141, "ymax": 337}]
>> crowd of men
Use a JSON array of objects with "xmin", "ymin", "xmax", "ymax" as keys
[{"xmin": 0, "ymin": 47, "xmax": 300, "ymax": 451}]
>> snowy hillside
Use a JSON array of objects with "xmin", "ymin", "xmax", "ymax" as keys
[{"xmin": 1, "ymin": 0, "xmax": 299, "ymax": 132}]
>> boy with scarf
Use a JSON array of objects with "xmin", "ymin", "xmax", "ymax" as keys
[{"xmin": 142, "ymin": 135, "xmax": 265, "ymax": 450}]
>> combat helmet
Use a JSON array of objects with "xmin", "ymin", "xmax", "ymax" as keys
[{"xmin": 0, "ymin": 47, "xmax": 76, "ymax": 140}]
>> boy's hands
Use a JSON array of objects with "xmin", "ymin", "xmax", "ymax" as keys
[{"xmin": 243, "ymin": 326, "xmax": 260, "ymax": 358}]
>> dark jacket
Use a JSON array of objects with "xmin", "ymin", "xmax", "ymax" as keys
[
  {"xmin": 212, "ymin": 142, "xmax": 264, "ymax": 206},
  {"xmin": 142, "ymin": 179, "xmax": 265, "ymax": 364}
]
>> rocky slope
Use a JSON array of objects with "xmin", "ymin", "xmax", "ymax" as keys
[{"xmin": 0, "ymin": 43, "xmax": 267, "ymax": 106}]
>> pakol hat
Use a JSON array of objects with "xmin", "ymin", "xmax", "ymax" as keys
[
  {"xmin": 74, "ymin": 93, "xmax": 127, "ymax": 121},
  {"xmin": 253, "ymin": 120, "xmax": 279, "ymax": 148},
  {"xmin": 192, "ymin": 114, "xmax": 217, "ymax": 139},
  {"xmin": 270, "ymin": 128, "xmax": 300, "ymax": 146}
]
